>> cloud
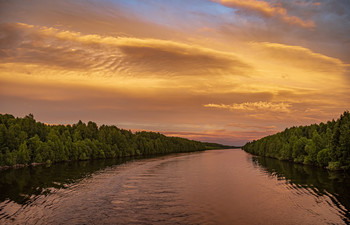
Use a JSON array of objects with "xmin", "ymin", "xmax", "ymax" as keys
[
  {"xmin": 0, "ymin": 22, "xmax": 251, "ymax": 78},
  {"xmin": 213, "ymin": 0, "xmax": 315, "ymax": 28},
  {"xmin": 0, "ymin": 23, "xmax": 103, "ymax": 70},
  {"xmin": 204, "ymin": 101, "xmax": 291, "ymax": 112},
  {"xmin": 0, "ymin": 0, "xmax": 177, "ymax": 39},
  {"xmin": 294, "ymin": 1, "xmax": 321, "ymax": 7},
  {"xmin": 248, "ymin": 41, "xmax": 348, "ymax": 80},
  {"xmin": 253, "ymin": 42, "xmax": 344, "ymax": 66}
]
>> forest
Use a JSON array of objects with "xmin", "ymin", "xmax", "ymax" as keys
[
  {"xmin": 0, "ymin": 114, "xmax": 229, "ymax": 167},
  {"xmin": 242, "ymin": 111, "xmax": 350, "ymax": 171}
]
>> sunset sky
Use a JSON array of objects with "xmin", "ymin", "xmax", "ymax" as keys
[{"xmin": 0, "ymin": 0, "xmax": 349, "ymax": 145}]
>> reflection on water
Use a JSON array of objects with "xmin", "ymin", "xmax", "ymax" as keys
[
  {"xmin": 0, "ymin": 150, "xmax": 349, "ymax": 224},
  {"xmin": 251, "ymin": 156, "xmax": 350, "ymax": 224},
  {"xmin": 0, "ymin": 156, "xmax": 145, "ymax": 205}
]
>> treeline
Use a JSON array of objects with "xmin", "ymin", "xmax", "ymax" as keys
[
  {"xmin": 0, "ymin": 114, "xmax": 226, "ymax": 167},
  {"xmin": 242, "ymin": 111, "xmax": 350, "ymax": 171}
]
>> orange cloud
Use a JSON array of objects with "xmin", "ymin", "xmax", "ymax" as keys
[
  {"xmin": 204, "ymin": 101, "xmax": 291, "ymax": 112},
  {"xmin": 0, "ymin": 23, "xmax": 251, "ymax": 78},
  {"xmin": 254, "ymin": 42, "xmax": 344, "ymax": 65},
  {"xmin": 214, "ymin": 0, "xmax": 315, "ymax": 28},
  {"xmin": 248, "ymin": 41, "xmax": 348, "ymax": 82}
]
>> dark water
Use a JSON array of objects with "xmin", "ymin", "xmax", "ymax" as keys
[{"xmin": 0, "ymin": 149, "xmax": 349, "ymax": 224}]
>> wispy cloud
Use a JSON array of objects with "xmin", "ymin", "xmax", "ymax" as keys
[
  {"xmin": 248, "ymin": 41, "xmax": 348, "ymax": 80},
  {"xmin": 204, "ymin": 101, "xmax": 291, "ymax": 112},
  {"xmin": 214, "ymin": 0, "xmax": 315, "ymax": 28},
  {"xmin": 252, "ymin": 42, "xmax": 344, "ymax": 66},
  {"xmin": 0, "ymin": 22, "xmax": 251, "ymax": 78}
]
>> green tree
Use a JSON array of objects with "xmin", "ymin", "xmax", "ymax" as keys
[
  {"xmin": 317, "ymin": 148, "xmax": 330, "ymax": 167},
  {"xmin": 242, "ymin": 111, "xmax": 350, "ymax": 171},
  {"xmin": 0, "ymin": 113, "xmax": 223, "ymax": 167},
  {"xmin": 47, "ymin": 129, "xmax": 67, "ymax": 162},
  {"xmin": 338, "ymin": 112, "xmax": 350, "ymax": 169},
  {"xmin": 292, "ymin": 137, "xmax": 308, "ymax": 163},
  {"xmin": 0, "ymin": 124, "xmax": 7, "ymax": 148},
  {"xmin": 87, "ymin": 121, "xmax": 98, "ymax": 140},
  {"xmin": 17, "ymin": 141, "xmax": 30, "ymax": 164},
  {"xmin": 304, "ymin": 140, "xmax": 317, "ymax": 165},
  {"xmin": 4, "ymin": 149, "xmax": 17, "ymax": 166},
  {"xmin": 280, "ymin": 143, "xmax": 292, "ymax": 160},
  {"xmin": 7, "ymin": 124, "xmax": 21, "ymax": 150},
  {"xmin": 27, "ymin": 134, "xmax": 42, "ymax": 162},
  {"xmin": 21, "ymin": 114, "xmax": 36, "ymax": 137},
  {"xmin": 312, "ymin": 130, "xmax": 324, "ymax": 152}
]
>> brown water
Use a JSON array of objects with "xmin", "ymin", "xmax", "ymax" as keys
[{"xmin": 0, "ymin": 149, "xmax": 349, "ymax": 224}]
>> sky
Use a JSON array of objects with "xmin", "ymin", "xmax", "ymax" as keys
[{"xmin": 0, "ymin": 0, "xmax": 349, "ymax": 146}]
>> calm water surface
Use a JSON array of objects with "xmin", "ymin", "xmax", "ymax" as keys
[{"xmin": 0, "ymin": 149, "xmax": 349, "ymax": 224}]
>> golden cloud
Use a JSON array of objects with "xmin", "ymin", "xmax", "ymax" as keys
[
  {"xmin": 255, "ymin": 42, "xmax": 344, "ymax": 65},
  {"xmin": 214, "ymin": 0, "xmax": 315, "ymax": 28},
  {"xmin": 204, "ymin": 101, "xmax": 291, "ymax": 112},
  {"xmin": 0, "ymin": 23, "xmax": 251, "ymax": 78},
  {"xmin": 248, "ymin": 41, "xmax": 348, "ymax": 80}
]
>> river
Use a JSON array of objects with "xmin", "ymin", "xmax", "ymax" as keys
[{"xmin": 0, "ymin": 149, "xmax": 349, "ymax": 224}]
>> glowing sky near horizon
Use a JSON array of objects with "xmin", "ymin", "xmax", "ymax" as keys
[{"xmin": 0, "ymin": 0, "xmax": 349, "ymax": 145}]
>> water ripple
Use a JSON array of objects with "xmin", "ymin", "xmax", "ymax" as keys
[{"xmin": 0, "ymin": 150, "xmax": 349, "ymax": 224}]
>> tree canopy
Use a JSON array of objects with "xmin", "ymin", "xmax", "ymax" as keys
[
  {"xmin": 0, "ymin": 114, "xmax": 228, "ymax": 167},
  {"xmin": 242, "ymin": 111, "xmax": 350, "ymax": 171}
]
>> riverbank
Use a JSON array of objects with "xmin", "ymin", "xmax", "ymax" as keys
[
  {"xmin": 0, "ymin": 113, "xmax": 232, "ymax": 169},
  {"xmin": 0, "ymin": 146, "xmax": 233, "ymax": 171},
  {"xmin": 243, "ymin": 111, "xmax": 350, "ymax": 171}
]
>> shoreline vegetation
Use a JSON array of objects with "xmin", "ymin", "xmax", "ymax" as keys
[
  {"xmin": 242, "ymin": 111, "xmax": 350, "ymax": 171},
  {"xmin": 0, "ymin": 113, "xmax": 235, "ymax": 170}
]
